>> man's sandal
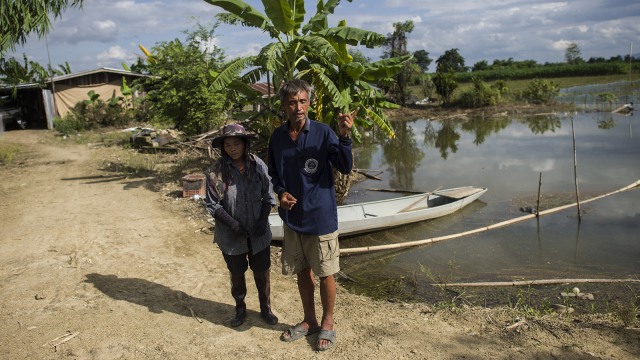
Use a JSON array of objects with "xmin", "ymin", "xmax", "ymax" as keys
[
  {"xmin": 280, "ymin": 323, "xmax": 321, "ymax": 342},
  {"xmin": 316, "ymin": 329, "xmax": 336, "ymax": 351}
]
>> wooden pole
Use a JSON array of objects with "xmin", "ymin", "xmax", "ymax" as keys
[
  {"xmin": 366, "ymin": 188, "xmax": 424, "ymax": 194},
  {"xmin": 536, "ymin": 172, "xmax": 542, "ymax": 217},
  {"xmin": 340, "ymin": 179, "xmax": 640, "ymax": 255},
  {"xmin": 571, "ymin": 117, "xmax": 582, "ymax": 221},
  {"xmin": 437, "ymin": 278, "xmax": 640, "ymax": 287}
]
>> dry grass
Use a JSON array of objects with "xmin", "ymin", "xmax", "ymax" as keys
[{"xmin": 0, "ymin": 143, "xmax": 22, "ymax": 165}]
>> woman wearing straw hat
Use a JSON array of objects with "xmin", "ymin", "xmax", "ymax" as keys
[{"xmin": 204, "ymin": 123, "xmax": 278, "ymax": 327}]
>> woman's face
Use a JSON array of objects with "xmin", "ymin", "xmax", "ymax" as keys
[{"xmin": 223, "ymin": 137, "xmax": 246, "ymax": 162}]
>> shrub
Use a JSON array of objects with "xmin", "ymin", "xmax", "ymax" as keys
[
  {"xmin": 54, "ymin": 115, "xmax": 85, "ymax": 135},
  {"xmin": 523, "ymin": 79, "xmax": 560, "ymax": 104},
  {"xmin": 419, "ymin": 74, "xmax": 436, "ymax": 99},
  {"xmin": 457, "ymin": 77, "xmax": 501, "ymax": 108},
  {"xmin": 58, "ymin": 96, "xmax": 135, "ymax": 135},
  {"xmin": 433, "ymin": 70, "xmax": 458, "ymax": 105}
]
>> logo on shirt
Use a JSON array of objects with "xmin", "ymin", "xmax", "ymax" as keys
[{"xmin": 304, "ymin": 158, "xmax": 319, "ymax": 174}]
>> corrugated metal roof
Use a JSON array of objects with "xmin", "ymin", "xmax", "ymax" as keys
[
  {"xmin": 0, "ymin": 67, "xmax": 154, "ymax": 90},
  {"xmin": 51, "ymin": 67, "xmax": 153, "ymax": 82},
  {"xmin": 249, "ymin": 82, "xmax": 277, "ymax": 97}
]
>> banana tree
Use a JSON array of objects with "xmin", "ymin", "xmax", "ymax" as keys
[{"xmin": 204, "ymin": 0, "xmax": 412, "ymax": 139}]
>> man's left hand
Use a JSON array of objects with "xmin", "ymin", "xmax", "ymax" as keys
[{"xmin": 337, "ymin": 108, "xmax": 357, "ymax": 137}]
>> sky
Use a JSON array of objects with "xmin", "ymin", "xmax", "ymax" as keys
[{"xmin": 6, "ymin": 0, "xmax": 640, "ymax": 74}]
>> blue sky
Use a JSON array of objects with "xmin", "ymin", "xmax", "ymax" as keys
[{"xmin": 6, "ymin": 0, "xmax": 640, "ymax": 73}]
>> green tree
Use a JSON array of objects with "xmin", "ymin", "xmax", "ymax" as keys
[
  {"xmin": 348, "ymin": 49, "xmax": 371, "ymax": 64},
  {"xmin": 432, "ymin": 67, "xmax": 457, "ymax": 105},
  {"xmin": 382, "ymin": 20, "xmax": 415, "ymax": 105},
  {"xmin": 0, "ymin": 54, "xmax": 48, "ymax": 96},
  {"xmin": 436, "ymin": 48, "xmax": 467, "ymax": 72},
  {"xmin": 1, "ymin": 0, "xmax": 84, "ymax": 53},
  {"xmin": 140, "ymin": 22, "xmax": 228, "ymax": 135},
  {"xmin": 565, "ymin": 42, "xmax": 583, "ymax": 65},
  {"xmin": 413, "ymin": 49, "xmax": 432, "ymax": 72},
  {"xmin": 48, "ymin": 61, "xmax": 72, "ymax": 76},
  {"xmin": 472, "ymin": 60, "xmax": 489, "ymax": 72},
  {"xmin": 205, "ymin": 0, "xmax": 409, "ymax": 140}
]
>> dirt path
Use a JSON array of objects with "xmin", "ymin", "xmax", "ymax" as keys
[{"xmin": 1, "ymin": 130, "xmax": 638, "ymax": 359}]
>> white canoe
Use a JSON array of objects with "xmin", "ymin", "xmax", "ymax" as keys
[{"xmin": 269, "ymin": 186, "xmax": 487, "ymax": 240}]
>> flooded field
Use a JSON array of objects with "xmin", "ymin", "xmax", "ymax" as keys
[{"xmin": 339, "ymin": 107, "xmax": 639, "ymax": 307}]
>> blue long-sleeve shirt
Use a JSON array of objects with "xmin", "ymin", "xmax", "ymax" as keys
[{"xmin": 268, "ymin": 118, "xmax": 353, "ymax": 236}]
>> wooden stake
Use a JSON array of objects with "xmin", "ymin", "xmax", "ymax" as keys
[
  {"xmin": 536, "ymin": 172, "xmax": 542, "ymax": 217},
  {"xmin": 571, "ymin": 117, "xmax": 582, "ymax": 221}
]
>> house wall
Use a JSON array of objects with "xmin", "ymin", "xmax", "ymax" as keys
[{"xmin": 54, "ymin": 79, "xmax": 123, "ymax": 117}]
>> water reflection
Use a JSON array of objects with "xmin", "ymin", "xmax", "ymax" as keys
[
  {"xmin": 522, "ymin": 114, "xmax": 562, "ymax": 134},
  {"xmin": 343, "ymin": 110, "xmax": 640, "ymax": 294},
  {"xmin": 460, "ymin": 116, "xmax": 509, "ymax": 145},
  {"xmin": 595, "ymin": 112, "xmax": 617, "ymax": 130},
  {"xmin": 381, "ymin": 122, "xmax": 424, "ymax": 189}
]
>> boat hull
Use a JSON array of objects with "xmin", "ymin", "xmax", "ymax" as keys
[{"xmin": 268, "ymin": 186, "xmax": 487, "ymax": 240}]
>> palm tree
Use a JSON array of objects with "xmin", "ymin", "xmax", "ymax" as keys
[{"xmin": 204, "ymin": 0, "xmax": 412, "ymax": 140}]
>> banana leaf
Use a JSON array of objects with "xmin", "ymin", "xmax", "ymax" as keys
[{"xmin": 314, "ymin": 26, "xmax": 385, "ymax": 48}]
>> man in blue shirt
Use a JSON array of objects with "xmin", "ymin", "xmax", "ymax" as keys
[{"xmin": 268, "ymin": 79, "xmax": 354, "ymax": 351}]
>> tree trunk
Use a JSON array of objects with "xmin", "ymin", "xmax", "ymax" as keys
[{"xmin": 333, "ymin": 168, "xmax": 352, "ymax": 205}]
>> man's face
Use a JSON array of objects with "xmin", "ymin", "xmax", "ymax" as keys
[{"xmin": 283, "ymin": 90, "xmax": 310, "ymax": 123}]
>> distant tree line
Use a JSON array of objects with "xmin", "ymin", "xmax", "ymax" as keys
[{"xmin": 455, "ymin": 61, "xmax": 630, "ymax": 82}]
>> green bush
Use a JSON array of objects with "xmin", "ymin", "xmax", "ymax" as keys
[
  {"xmin": 433, "ymin": 70, "xmax": 458, "ymax": 105},
  {"xmin": 457, "ymin": 77, "xmax": 501, "ymax": 108},
  {"xmin": 491, "ymin": 80, "xmax": 510, "ymax": 95},
  {"xmin": 57, "ymin": 97, "xmax": 135, "ymax": 135},
  {"xmin": 419, "ymin": 74, "xmax": 436, "ymax": 99},
  {"xmin": 53, "ymin": 115, "xmax": 85, "ymax": 135},
  {"xmin": 522, "ymin": 79, "xmax": 560, "ymax": 104}
]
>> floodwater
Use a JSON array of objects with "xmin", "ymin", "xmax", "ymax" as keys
[{"xmin": 339, "ymin": 108, "xmax": 639, "ymax": 301}]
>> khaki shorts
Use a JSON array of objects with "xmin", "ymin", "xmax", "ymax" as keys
[{"xmin": 281, "ymin": 224, "xmax": 340, "ymax": 277}]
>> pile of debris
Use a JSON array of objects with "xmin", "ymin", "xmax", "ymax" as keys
[{"xmin": 129, "ymin": 127, "xmax": 222, "ymax": 158}]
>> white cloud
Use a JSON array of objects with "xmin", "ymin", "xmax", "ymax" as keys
[
  {"xmin": 95, "ymin": 20, "xmax": 117, "ymax": 32},
  {"xmin": 551, "ymin": 40, "xmax": 573, "ymax": 51},
  {"xmin": 6, "ymin": 0, "xmax": 640, "ymax": 72},
  {"xmin": 96, "ymin": 45, "xmax": 137, "ymax": 67}
]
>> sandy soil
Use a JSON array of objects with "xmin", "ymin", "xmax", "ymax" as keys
[{"xmin": 1, "ymin": 130, "xmax": 638, "ymax": 359}]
